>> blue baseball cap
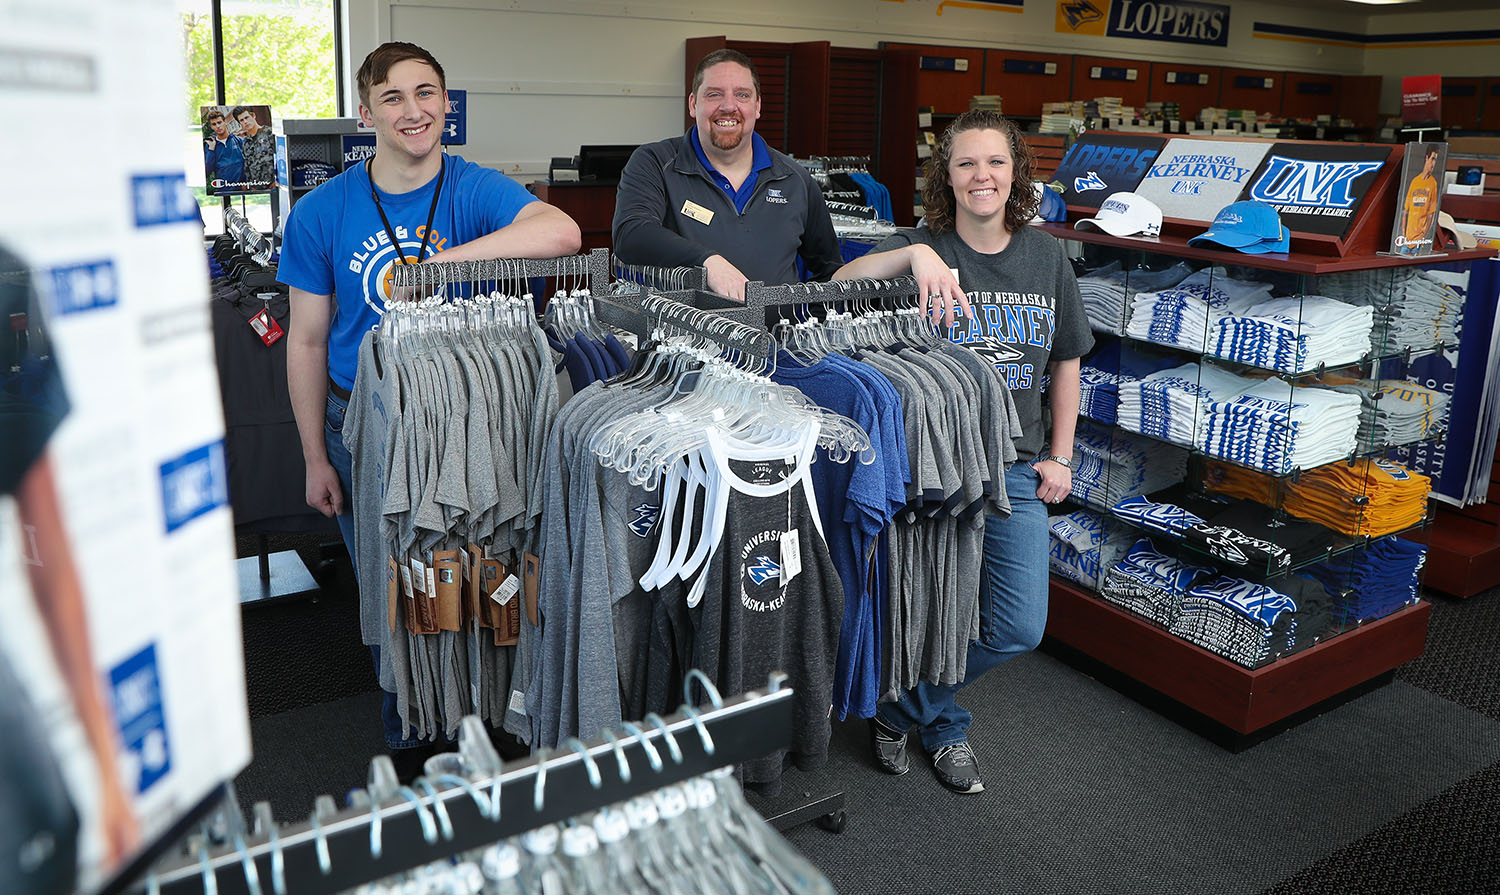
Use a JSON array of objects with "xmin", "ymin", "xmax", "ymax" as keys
[{"xmin": 1189, "ymin": 201, "xmax": 1288, "ymax": 252}]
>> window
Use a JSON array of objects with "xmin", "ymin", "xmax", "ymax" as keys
[{"xmin": 180, "ymin": 0, "xmax": 340, "ymax": 234}]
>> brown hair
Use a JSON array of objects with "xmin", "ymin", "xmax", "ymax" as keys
[
  {"xmin": 921, "ymin": 110, "xmax": 1038, "ymax": 236},
  {"xmin": 202, "ymin": 107, "xmax": 225, "ymax": 127},
  {"xmin": 691, "ymin": 48, "xmax": 760, "ymax": 98},
  {"xmin": 356, "ymin": 42, "xmax": 446, "ymax": 109}
]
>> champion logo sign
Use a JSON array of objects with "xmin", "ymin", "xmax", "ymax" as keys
[
  {"xmin": 1074, "ymin": 171, "xmax": 1108, "ymax": 192},
  {"xmin": 628, "ymin": 503, "xmax": 660, "ymax": 538},
  {"xmin": 746, "ymin": 555, "xmax": 782, "ymax": 586},
  {"xmin": 766, "ymin": 188, "xmax": 788, "ymax": 204},
  {"xmin": 1248, "ymin": 156, "xmax": 1384, "ymax": 210}
]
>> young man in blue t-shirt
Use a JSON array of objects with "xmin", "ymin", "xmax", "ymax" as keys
[{"xmin": 278, "ymin": 41, "xmax": 580, "ymax": 757}]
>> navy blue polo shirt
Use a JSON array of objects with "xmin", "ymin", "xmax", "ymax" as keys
[{"xmin": 690, "ymin": 129, "xmax": 773, "ymax": 214}]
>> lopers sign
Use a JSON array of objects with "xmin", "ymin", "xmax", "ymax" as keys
[
  {"xmin": 1057, "ymin": 0, "xmax": 1230, "ymax": 48},
  {"xmin": 1050, "ymin": 132, "xmax": 1168, "ymax": 208}
]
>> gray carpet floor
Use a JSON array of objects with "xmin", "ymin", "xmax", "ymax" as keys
[{"xmin": 234, "ymin": 533, "xmax": 1500, "ymax": 893}]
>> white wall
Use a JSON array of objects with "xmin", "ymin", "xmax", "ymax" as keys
[
  {"xmin": 1360, "ymin": 10, "xmax": 1500, "ymax": 114},
  {"xmin": 342, "ymin": 0, "xmax": 1392, "ymax": 180}
]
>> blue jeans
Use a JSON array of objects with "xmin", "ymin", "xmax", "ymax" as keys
[
  {"xmin": 876, "ymin": 463, "xmax": 1050, "ymax": 752},
  {"xmin": 326, "ymin": 389, "xmax": 430, "ymax": 750}
]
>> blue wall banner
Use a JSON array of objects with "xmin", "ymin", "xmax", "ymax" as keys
[{"xmin": 1057, "ymin": 0, "xmax": 1230, "ymax": 48}]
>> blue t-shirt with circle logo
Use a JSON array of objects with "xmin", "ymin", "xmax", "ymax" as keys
[{"xmin": 277, "ymin": 154, "xmax": 537, "ymax": 389}]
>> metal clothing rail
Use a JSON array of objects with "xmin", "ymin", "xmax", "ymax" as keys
[
  {"xmin": 222, "ymin": 206, "xmax": 273, "ymax": 264},
  {"xmin": 131, "ymin": 675, "xmax": 795, "ymax": 895},
  {"xmin": 594, "ymin": 286, "xmax": 774, "ymax": 361},
  {"xmin": 610, "ymin": 259, "xmax": 709, "ymax": 292},
  {"xmin": 387, "ymin": 247, "xmax": 612, "ymax": 293}
]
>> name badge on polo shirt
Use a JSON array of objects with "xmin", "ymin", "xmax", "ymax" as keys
[{"xmin": 680, "ymin": 199, "xmax": 714, "ymax": 226}]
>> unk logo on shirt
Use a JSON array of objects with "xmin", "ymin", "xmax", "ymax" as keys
[
  {"xmin": 746, "ymin": 555, "xmax": 781, "ymax": 586},
  {"xmin": 765, "ymin": 188, "xmax": 788, "ymax": 205},
  {"xmin": 1248, "ymin": 156, "xmax": 1384, "ymax": 212},
  {"xmin": 628, "ymin": 503, "xmax": 660, "ymax": 538}
]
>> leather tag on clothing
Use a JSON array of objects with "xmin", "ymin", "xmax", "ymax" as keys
[
  {"xmin": 523, "ymin": 552, "xmax": 541, "ymax": 627},
  {"xmin": 494, "ymin": 595, "xmax": 520, "ymax": 647},
  {"xmin": 408, "ymin": 556, "xmax": 438, "ymax": 634},
  {"xmin": 462, "ymin": 543, "xmax": 481, "ymax": 622},
  {"xmin": 477, "ymin": 558, "xmax": 504, "ymax": 629},
  {"xmin": 433, "ymin": 549, "xmax": 463, "ymax": 632}
]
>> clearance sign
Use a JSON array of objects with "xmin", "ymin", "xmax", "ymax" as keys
[{"xmin": 1056, "ymin": 0, "xmax": 1230, "ymax": 48}]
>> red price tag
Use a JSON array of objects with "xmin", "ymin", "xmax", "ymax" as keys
[{"xmin": 248, "ymin": 308, "xmax": 284, "ymax": 346}]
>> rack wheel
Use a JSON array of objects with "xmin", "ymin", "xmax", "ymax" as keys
[{"xmin": 814, "ymin": 809, "xmax": 846, "ymax": 833}]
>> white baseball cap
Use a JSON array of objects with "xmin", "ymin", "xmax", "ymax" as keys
[
  {"xmin": 1075, "ymin": 192, "xmax": 1163, "ymax": 238},
  {"xmin": 1438, "ymin": 212, "xmax": 1478, "ymax": 250}
]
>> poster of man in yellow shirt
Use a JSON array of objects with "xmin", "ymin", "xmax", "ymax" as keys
[{"xmin": 1391, "ymin": 143, "xmax": 1446, "ymax": 256}]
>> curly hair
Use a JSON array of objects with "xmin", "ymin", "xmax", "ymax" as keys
[{"xmin": 921, "ymin": 110, "xmax": 1039, "ymax": 236}]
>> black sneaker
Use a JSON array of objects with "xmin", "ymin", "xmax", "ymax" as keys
[
  {"xmin": 869, "ymin": 718, "xmax": 911, "ymax": 776},
  {"xmin": 930, "ymin": 741, "xmax": 984, "ymax": 794}
]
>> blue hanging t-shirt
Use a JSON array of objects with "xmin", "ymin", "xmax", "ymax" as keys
[
  {"xmin": 772, "ymin": 351, "xmax": 906, "ymax": 720},
  {"xmin": 277, "ymin": 154, "xmax": 538, "ymax": 389}
]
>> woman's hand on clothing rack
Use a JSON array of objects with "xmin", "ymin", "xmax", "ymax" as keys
[
  {"xmin": 832, "ymin": 243, "xmax": 971, "ymax": 329},
  {"xmin": 704, "ymin": 254, "xmax": 749, "ymax": 303},
  {"xmin": 907, "ymin": 244, "xmax": 971, "ymax": 330}
]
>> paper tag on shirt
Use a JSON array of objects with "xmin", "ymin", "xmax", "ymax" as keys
[
  {"xmin": 780, "ymin": 529, "xmax": 802, "ymax": 585},
  {"xmin": 491, "ymin": 573, "xmax": 521, "ymax": 606},
  {"xmin": 680, "ymin": 199, "xmax": 715, "ymax": 226},
  {"xmin": 508, "ymin": 690, "xmax": 528, "ymax": 716},
  {"xmin": 409, "ymin": 558, "xmax": 426, "ymax": 595},
  {"xmin": 247, "ymin": 307, "xmax": 284, "ymax": 346}
]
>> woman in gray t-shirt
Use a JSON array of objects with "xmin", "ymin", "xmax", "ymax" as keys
[{"xmin": 834, "ymin": 110, "xmax": 1092, "ymax": 794}]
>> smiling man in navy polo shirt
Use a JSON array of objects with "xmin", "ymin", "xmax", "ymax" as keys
[{"xmin": 612, "ymin": 49, "xmax": 841, "ymax": 301}]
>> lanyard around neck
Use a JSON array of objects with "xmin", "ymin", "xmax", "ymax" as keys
[{"xmin": 366, "ymin": 154, "xmax": 445, "ymax": 265}]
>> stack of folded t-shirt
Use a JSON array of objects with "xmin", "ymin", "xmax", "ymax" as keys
[
  {"xmin": 1202, "ymin": 457, "xmax": 1431, "ymax": 538},
  {"xmin": 1168, "ymin": 574, "xmax": 1330, "ymax": 668},
  {"xmin": 1111, "ymin": 495, "xmax": 1303, "ymax": 572},
  {"xmin": 1327, "ymin": 378, "xmax": 1450, "ymax": 448},
  {"xmin": 1100, "ymin": 539, "xmax": 1213, "ymax": 628},
  {"xmin": 1072, "ymin": 425, "xmax": 1188, "ymax": 509},
  {"xmin": 1076, "ymin": 342, "xmax": 1181, "ymax": 426},
  {"xmin": 1076, "ymin": 260, "xmax": 1195, "ymax": 335},
  {"xmin": 1048, "ymin": 509, "xmax": 1136, "ymax": 589},
  {"xmin": 1125, "ymin": 267, "xmax": 1274, "ymax": 353},
  {"xmin": 1304, "ymin": 536, "xmax": 1426, "ymax": 624},
  {"xmin": 1197, "ymin": 380, "xmax": 1362, "ymax": 474},
  {"xmin": 1314, "ymin": 268, "xmax": 1462, "ymax": 354},
  {"xmin": 1116, "ymin": 362, "xmax": 1261, "ymax": 446},
  {"xmin": 1208, "ymin": 296, "xmax": 1374, "ymax": 374}
]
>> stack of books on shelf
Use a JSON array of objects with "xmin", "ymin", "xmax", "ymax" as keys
[{"xmin": 969, "ymin": 94, "xmax": 1003, "ymax": 112}]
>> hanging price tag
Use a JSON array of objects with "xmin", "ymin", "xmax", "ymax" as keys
[{"xmin": 247, "ymin": 307, "xmax": 284, "ymax": 346}]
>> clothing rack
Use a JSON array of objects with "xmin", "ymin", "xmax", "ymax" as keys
[
  {"xmin": 386, "ymin": 247, "xmax": 612, "ymax": 294},
  {"xmin": 131, "ymin": 675, "xmax": 795, "ymax": 895},
  {"xmin": 222, "ymin": 206, "xmax": 273, "ymax": 265},
  {"xmin": 593, "ymin": 286, "xmax": 774, "ymax": 361},
  {"xmin": 610, "ymin": 258, "xmax": 709, "ymax": 292}
]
